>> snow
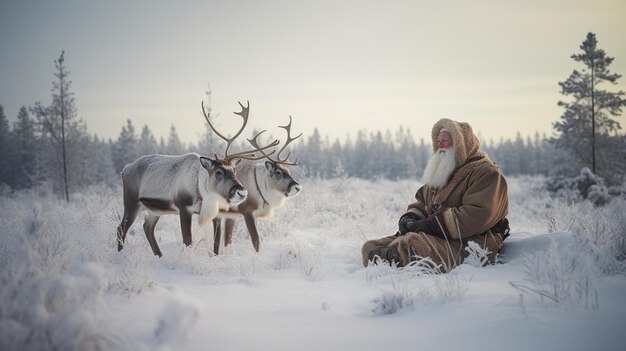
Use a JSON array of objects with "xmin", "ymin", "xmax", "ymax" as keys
[{"xmin": 1, "ymin": 176, "xmax": 625, "ymax": 351}]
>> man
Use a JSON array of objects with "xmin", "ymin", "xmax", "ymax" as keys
[{"xmin": 361, "ymin": 118, "xmax": 509, "ymax": 272}]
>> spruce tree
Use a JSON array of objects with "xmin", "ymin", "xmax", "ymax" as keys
[
  {"xmin": 12, "ymin": 106, "xmax": 36, "ymax": 188},
  {"xmin": 138, "ymin": 125, "xmax": 158, "ymax": 155},
  {"xmin": 0, "ymin": 105, "xmax": 14, "ymax": 188},
  {"xmin": 111, "ymin": 119, "xmax": 139, "ymax": 173},
  {"xmin": 166, "ymin": 125, "xmax": 184, "ymax": 155},
  {"xmin": 30, "ymin": 51, "xmax": 82, "ymax": 201},
  {"xmin": 553, "ymin": 32, "xmax": 625, "ymax": 182}
]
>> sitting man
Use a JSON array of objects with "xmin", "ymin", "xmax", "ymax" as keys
[{"xmin": 361, "ymin": 118, "xmax": 510, "ymax": 272}]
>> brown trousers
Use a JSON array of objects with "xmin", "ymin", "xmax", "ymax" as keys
[{"xmin": 361, "ymin": 231, "xmax": 503, "ymax": 272}]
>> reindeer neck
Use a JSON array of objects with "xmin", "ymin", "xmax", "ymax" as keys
[{"xmin": 254, "ymin": 166, "xmax": 270, "ymax": 208}]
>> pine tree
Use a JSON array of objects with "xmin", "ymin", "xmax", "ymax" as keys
[
  {"xmin": 166, "ymin": 125, "xmax": 184, "ymax": 155},
  {"xmin": 395, "ymin": 127, "xmax": 418, "ymax": 179},
  {"xmin": 415, "ymin": 138, "xmax": 430, "ymax": 177},
  {"xmin": 195, "ymin": 123, "xmax": 220, "ymax": 155},
  {"xmin": 65, "ymin": 120, "xmax": 94, "ymax": 189},
  {"xmin": 0, "ymin": 105, "xmax": 14, "ymax": 188},
  {"xmin": 301, "ymin": 128, "xmax": 322, "ymax": 178},
  {"xmin": 138, "ymin": 125, "xmax": 158, "ymax": 156},
  {"xmin": 553, "ymin": 32, "xmax": 625, "ymax": 182},
  {"xmin": 30, "ymin": 51, "xmax": 85, "ymax": 201},
  {"xmin": 328, "ymin": 138, "xmax": 344, "ymax": 177},
  {"xmin": 352, "ymin": 130, "xmax": 369, "ymax": 179},
  {"xmin": 89, "ymin": 135, "xmax": 117, "ymax": 186},
  {"xmin": 111, "ymin": 119, "xmax": 139, "ymax": 173},
  {"xmin": 12, "ymin": 106, "xmax": 37, "ymax": 188}
]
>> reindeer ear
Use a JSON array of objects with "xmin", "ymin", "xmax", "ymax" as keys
[
  {"xmin": 199, "ymin": 157, "xmax": 215, "ymax": 171},
  {"xmin": 265, "ymin": 160, "xmax": 275, "ymax": 173},
  {"xmin": 234, "ymin": 159, "xmax": 242, "ymax": 166}
]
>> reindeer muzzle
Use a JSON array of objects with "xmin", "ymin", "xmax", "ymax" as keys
[
  {"xmin": 228, "ymin": 185, "xmax": 248, "ymax": 204},
  {"xmin": 286, "ymin": 182, "xmax": 302, "ymax": 197}
]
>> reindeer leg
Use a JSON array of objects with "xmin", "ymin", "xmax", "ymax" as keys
[
  {"xmin": 243, "ymin": 213, "xmax": 261, "ymax": 252},
  {"xmin": 117, "ymin": 201, "xmax": 140, "ymax": 251},
  {"xmin": 179, "ymin": 210, "xmax": 193, "ymax": 247},
  {"xmin": 224, "ymin": 218, "xmax": 235, "ymax": 246},
  {"xmin": 213, "ymin": 218, "xmax": 221, "ymax": 255},
  {"xmin": 143, "ymin": 214, "xmax": 162, "ymax": 257}
]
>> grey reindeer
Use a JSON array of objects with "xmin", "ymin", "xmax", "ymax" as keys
[
  {"xmin": 213, "ymin": 116, "xmax": 303, "ymax": 254},
  {"xmin": 116, "ymin": 101, "xmax": 278, "ymax": 256}
]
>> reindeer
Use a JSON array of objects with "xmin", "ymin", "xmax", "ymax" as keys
[
  {"xmin": 212, "ymin": 116, "xmax": 302, "ymax": 254},
  {"xmin": 116, "ymin": 101, "xmax": 278, "ymax": 256}
]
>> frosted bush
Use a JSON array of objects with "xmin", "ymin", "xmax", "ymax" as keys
[
  {"xmin": 256, "ymin": 215, "xmax": 291, "ymax": 243},
  {"xmin": 510, "ymin": 230, "xmax": 602, "ymax": 310},
  {"xmin": 587, "ymin": 184, "xmax": 610, "ymax": 205},
  {"xmin": 506, "ymin": 175, "xmax": 555, "ymax": 233},
  {"xmin": 364, "ymin": 260, "xmax": 403, "ymax": 282},
  {"xmin": 366, "ymin": 254, "xmax": 468, "ymax": 311},
  {"xmin": 273, "ymin": 240, "xmax": 299, "ymax": 271},
  {"xmin": 464, "ymin": 241, "xmax": 493, "ymax": 267},
  {"xmin": 0, "ymin": 194, "xmax": 127, "ymax": 350},
  {"xmin": 370, "ymin": 264, "xmax": 468, "ymax": 314},
  {"xmin": 429, "ymin": 272, "xmax": 468, "ymax": 303},
  {"xmin": 546, "ymin": 167, "xmax": 611, "ymax": 206},
  {"xmin": 372, "ymin": 279, "xmax": 416, "ymax": 315},
  {"xmin": 108, "ymin": 245, "xmax": 155, "ymax": 297},
  {"xmin": 545, "ymin": 198, "xmax": 626, "ymax": 265},
  {"xmin": 292, "ymin": 239, "xmax": 324, "ymax": 281}
]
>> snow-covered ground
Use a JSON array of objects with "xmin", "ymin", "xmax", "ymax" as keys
[{"xmin": 1, "ymin": 176, "xmax": 625, "ymax": 351}]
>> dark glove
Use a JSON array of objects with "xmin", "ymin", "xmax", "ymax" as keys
[
  {"xmin": 406, "ymin": 219, "xmax": 430, "ymax": 234},
  {"xmin": 398, "ymin": 213, "xmax": 419, "ymax": 235}
]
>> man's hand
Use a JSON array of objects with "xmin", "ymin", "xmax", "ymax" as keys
[
  {"xmin": 406, "ymin": 220, "xmax": 430, "ymax": 234},
  {"xmin": 398, "ymin": 213, "xmax": 418, "ymax": 235},
  {"xmin": 398, "ymin": 213, "xmax": 431, "ymax": 235}
]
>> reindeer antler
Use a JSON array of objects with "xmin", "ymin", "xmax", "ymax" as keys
[
  {"xmin": 224, "ymin": 129, "xmax": 279, "ymax": 163},
  {"xmin": 249, "ymin": 115, "xmax": 302, "ymax": 166},
  {"xmin": 201, "ymin": 100, "xmax": 279, "ymax": 163},
  {"xmin": 246, "ymin": 130, "xmax": 276, "ymax": 159},
  {"xmin": 275, "ymin": 116, "xmax": 302, "ymax": 166}
]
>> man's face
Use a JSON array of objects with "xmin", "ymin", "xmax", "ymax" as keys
[{"xmin": 437, "ymin": 131, "xmax": 453, "ymax": 150}]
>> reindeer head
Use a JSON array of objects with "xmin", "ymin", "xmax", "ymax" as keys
[
  {"xmin": 263, "ymin": 160, "xmax": 302, "ymax": 197},
  {"xmin": 250, "ymin": 116, "xmax": 303, "ymax": 198},
  {"xmin": 199, "ymin": 157, "xmax": 247, "ymax": 204}
]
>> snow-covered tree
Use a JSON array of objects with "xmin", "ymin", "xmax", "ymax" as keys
[
  {"xmin": 195, "ymin": 123, "xmax": 220, "ymax": 155},
  {"xmin": 30, "ymin": 51, "xmax": 88, "ymax": 200},
  {"xmin": 111, "ymin": 119, "xmax": 139, "ymax": 173},
  {"xmin": 552, "ymin": 32, "xmax": 625, "ymax": 183},
  {"xmin": 89, "ymin": 135, "xmax": 118, "ymax": 186},
  {"xmin": 11, "ymin": 107, "xmax": 37, "ymax": 189},
  {"xmin": 414, "ymin": 138, "xmax": 430, "ymax": 177},
  {"xmin": 0, "ymin": 105, "xmax": 15, "ymax": 188},
  {"xmin": 137, "ymin": 125, "xmax": 158, "ymax": 156},
  {"xmin": 166, "ymin": 125, "xmax": 184, "ymax": 155},
  {"xmin": 302, "ymin": 128, "xmax": 323, "ymax": 178}
]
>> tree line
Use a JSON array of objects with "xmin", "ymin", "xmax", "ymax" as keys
[{"xmin": 0, "ymin": 104, "xmax": 596, "ymax": 192}]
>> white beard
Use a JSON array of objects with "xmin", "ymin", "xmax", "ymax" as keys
[{"xmin": 422, "ymin": 149, "xmax": 456, "ymax": 188}]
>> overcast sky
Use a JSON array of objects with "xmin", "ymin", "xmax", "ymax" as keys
[{"xmin": 1, "ymin": 0, "xmax": 625, "ymax": 146}]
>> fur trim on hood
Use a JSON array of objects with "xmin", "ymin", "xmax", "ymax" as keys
[{"xmin": 431, "ymin": 118, "xmax": 480, "ymax": 167}]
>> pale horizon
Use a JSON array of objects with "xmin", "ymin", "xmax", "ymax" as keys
[{"xmin": 1, "ymin": 0, "xmax": 625, "ymax": 146}]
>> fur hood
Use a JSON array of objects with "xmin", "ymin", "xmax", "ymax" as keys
[{"xmin": 431, "ymin": 118, "xmax": 480, "ymax": 167}]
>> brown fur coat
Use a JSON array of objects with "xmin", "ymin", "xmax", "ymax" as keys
[
  {"xmin": 404, "ymin": 118, "xmax": 509, "ymax": 240},
  {"xmin": 390, "ymin": 119, "xmax": 509, "ymax": 269}
]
